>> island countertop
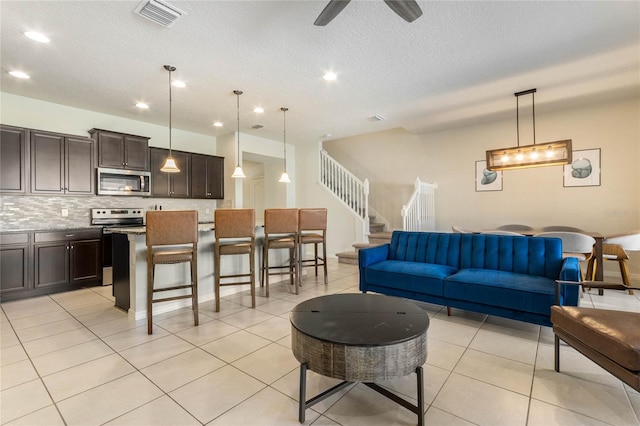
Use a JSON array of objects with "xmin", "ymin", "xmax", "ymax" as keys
[{"xmin": 109, "ymin": 223, "xmax": 214, "ymax": 234}]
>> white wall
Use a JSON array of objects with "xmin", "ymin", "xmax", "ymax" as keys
[
  {"xmin": 0, "ymin": 93, "xmax": 216, "ymax": 154},
  {"xmin": 323, "ymin": 96, "xmax": 640, "ymax": 277}
]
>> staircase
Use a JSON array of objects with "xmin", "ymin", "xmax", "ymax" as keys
[{"xmin": 336, "ymin": 215, "xmax": 392, "ymax": 264}]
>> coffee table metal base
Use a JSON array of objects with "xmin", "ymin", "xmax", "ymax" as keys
[{"xmin": 298, "ymin": 363, "xmax": 424, "ymax": 425}]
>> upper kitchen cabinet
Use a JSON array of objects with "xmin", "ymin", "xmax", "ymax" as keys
[
  {"xmin": 30, "ymin": 130, "xmax": 95, "ymax": 195},
  {"xmin": 89, "ymin": 128, "xmax": 149, "ymax": 171},
  {"xmin": 150, "ymin": 148, "xmax": 191, "ymax": 198},
  {"xmin": 0, "ymin": 125, "xmax": 28, "ymax": 194},
  {"xmin": 191, "ymin": 154, "xmax": 224, "ymax": 199}
]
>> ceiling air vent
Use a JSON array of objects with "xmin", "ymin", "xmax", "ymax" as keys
[
  {"xmin": 135, "ymin": 0, "xmax": 186, "ymax": 28},
  {"xmin": 250, "ymin": 124, "xmax": 265, "ymax": 130}
]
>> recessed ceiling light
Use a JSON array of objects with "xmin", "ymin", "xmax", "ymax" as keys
[
  {"xmin": 323, "ymin": 72, "xmax": 337, "ymax": 81},
  {"xmin": 9, "ymin": 70, "xmax": 30, "ymax": 79},
  {"xmin": 24, "ymin": 31, "xmax": 49, "ymax": 43},
  {"xmin": 253, "ymin": 107, "xmax": 264, "ymax": 114},
  {"xmin": 171, "ymin": 80, "xmax": 186, "ymax": 88},
  {"xmin": 136, "ymin": 102, "xmax": 149, "ymax": 109},
  {"xmin": 212, "ymin": 121, "xmax": 223, "ymax": 127}
]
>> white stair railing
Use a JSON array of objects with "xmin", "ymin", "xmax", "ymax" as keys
[
  {"xmin": 401, "ymin": 178, "xmax": 437, "ymax": 231},
  {"xmin": 319, "ymin": 148, "xmax": 369, "ymax": 239}
]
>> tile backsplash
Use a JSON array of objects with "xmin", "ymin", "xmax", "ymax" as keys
[{"xmin": 0, "ymin": 195, "xmax": 221, "ymax": 231}]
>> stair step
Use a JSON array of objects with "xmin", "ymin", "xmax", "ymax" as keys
[
  {"xmin": 369, "ymin": 222, "xmax": 385, "ymax": 233},
  {"xmin": 369, "ymin": 231, "xmax": 393, "ymax": 245},
  {"xmin": 336, "ymin": 251, "xmax": 359, "ymax": 265},
  {"xmin": 353, "ymin": 242, "xmax": 384, "ymax": 252}
]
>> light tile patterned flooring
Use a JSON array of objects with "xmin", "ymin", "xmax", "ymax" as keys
[{"xmin": 2, "ymin": 260, "xmax": 640, "ymax": 425}]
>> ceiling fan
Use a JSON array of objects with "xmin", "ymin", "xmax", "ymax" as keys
[{"xmin": 314, "ymin": 0, "xmax": 423, "ymax": 26}]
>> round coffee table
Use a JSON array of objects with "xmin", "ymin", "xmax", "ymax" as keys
[{"xmin": 290, "ymin": 293, "xmax": 429, "ymax": 425}]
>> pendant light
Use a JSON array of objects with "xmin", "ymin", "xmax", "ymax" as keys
[
  {"xmin": 160, "ymin": 65, "xmax": 180, "ymax": 173},
  {"xmin": 231, "ymin": 90, "xmax": 246, "ymax": 178},
  {"xmin": 279, "ymin": 107, "xmax": 291, "ymax": 183},
  {"xmin": 486, "ymin": 88, "xmax": 572, "ymax": 171}
]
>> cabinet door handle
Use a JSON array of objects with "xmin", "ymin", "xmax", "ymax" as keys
[
  {"xmin": 70, "ymin": 245, "xmax": 74, "ymax": 249},
  {"xmin": 66, "ymin": 245, "xmax": 70, "ymax": 250},
  {"xmin": 65, "ymin": 234, "xmax": 75, "ymax": 237}
]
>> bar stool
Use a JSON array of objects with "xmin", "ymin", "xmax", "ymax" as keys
[
  {"xmin": 214, "ymin": 208, "xmax": 256, "ymax": 312},
  {"xmin": 146, "ymin": 210, "xmax": 199, "ymax": 335},
  {"xmin": 263, "ymin": 208, "xmax": 299, "ymax": 296},
  {"xmin": 298, "ymin": 208, "xmax": 328, "ymax": 285}
]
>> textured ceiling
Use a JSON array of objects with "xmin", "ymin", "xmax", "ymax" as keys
[{"xmin": 1, "ymin": 1, "xmax": 639, "ymax": 146}]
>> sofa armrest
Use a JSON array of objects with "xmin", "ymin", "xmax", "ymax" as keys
[
  {"xmin": 555, "ymin": 257, "xmax": 581, "ymax": 306},
  {"xmin": 358, "ymin": 244, "xmax": 389, "ymax": 268},
  {"xmin": 559, "ymin": 257, "xmax": 580, "ymax": 282},
  {"xmin": 358, "ymin": 244, "xmax": 390, "ymax": 292}
]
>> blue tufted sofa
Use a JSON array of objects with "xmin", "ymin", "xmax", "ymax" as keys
[{"xmin": 358, "ymin": 231, "xmax": 581, "ymax": 326}]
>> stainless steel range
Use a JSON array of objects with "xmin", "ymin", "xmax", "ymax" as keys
[
  {"xmin": 91, "ymin": 208, "xmax": 145, "ymax": 285},
  {"xmin": 91, "ymin": 208, "xmax": 145, "ymax": 229}
]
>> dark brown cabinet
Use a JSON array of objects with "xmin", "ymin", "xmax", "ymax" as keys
[
  {"xmin": 191, "ymin": 154, "xmax": 224, "ymax": 199},
  {"xmin": 1, "ymin": 229, "xmax": 102, "ymax": 301},
  {"xmin": 34, "ymin": 229, "xmax": 102, "ymax": 290},
  {"xmin": 30, "ymin": 131, "xmax": 94, "ymax": 195},
  {"xmin": 0, "ymin": 233, "xmax": 31, "ymax": 299},
  {"xmin": 0, "ymin": 125, "xmax": 28, "ymax": 194},
  {"xmin": 90, "ymin": 128, "xmax": 149, "ymax": 171},
  {"xmin": 150, "ymin": 148, "xmax": 191, "ymax": 198}
]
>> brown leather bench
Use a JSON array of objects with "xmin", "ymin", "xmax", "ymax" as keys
[{"xmin": 551, "ymin": 305, "xmax": 640, "ymax": 392}]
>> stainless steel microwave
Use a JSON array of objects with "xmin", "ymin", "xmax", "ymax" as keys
[{"xmin": 97, "ymin": 168, "xmax": 151, "ymax": 196}]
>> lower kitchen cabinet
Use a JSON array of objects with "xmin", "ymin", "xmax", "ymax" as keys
[
  {"xmin": 34, "ymin": 229, "xmax": 102, "ymax": 289},
  {"xmin": 0, "ymin": 233, "xmax": 31, "ymax": 299},
  {"xmin": 0, "ymin": 229, "xmax": 102, "ymax": 301}
]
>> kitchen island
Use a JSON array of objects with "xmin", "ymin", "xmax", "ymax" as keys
[{"xmin": 110, "ymin": 224, "xmax": 279, "ymax": 320}]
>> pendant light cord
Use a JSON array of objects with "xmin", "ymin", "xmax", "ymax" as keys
[
  {"xmin": 236, "ymin": 91, "xmax": 241, "ymax": 167},
  {"xmin": 168, "ymin": 68, "xmax": 173, "ymax": 156},
  {"xmin": 283, "ymin": 107, "xmax": 287, "ymax": 172}
]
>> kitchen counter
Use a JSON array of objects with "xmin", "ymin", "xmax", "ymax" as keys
[
  {"xmin": 108, "ymin": 223, "xmax": 214, "ymax": 235},
  {"xmin": 110, "ymin": 224, "xmax": 275, "ymax": 320}
]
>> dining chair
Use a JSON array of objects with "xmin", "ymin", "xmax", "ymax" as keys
[
  {"xmin": 496, "ymin": 224, "xmax": 534, "ymax": 232},
  {"xmin": 587, "ymin": 230, "xmax": 640, "ymax": 295},
  {"xmin": 534, "ymin": 231, "xmax": 596, "ymax": 281},
  {"xmin": 298, "ymin": 208, "xmax": 328, "ymax": 285},
  {"xmin": 214, "ymin": 208, "xmax": 256, "ymax": 312},
  {"xmin": 481, "ymin": 230, "xmax": 524, "ymax": 236},
  {"xmin": 145, "ymin": 210, "xmax": 199, "ymax": 334},
  {"xmin": 541, "ymin": 226, "xmax": 585, "ymax": 232},
  {"xmin": 263, "ymin": 208, "xmax": 299, "ymax": 296},
  {"xmin": 452, "ymin": 225, "xmax": 475, "ymax": 233}
]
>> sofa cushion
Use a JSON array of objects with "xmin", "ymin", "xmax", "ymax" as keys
[
  {"xmin": 365, "ymin": 260, "xmax": 457, "ymax": 296},
  {"xmin": 389, "ymin": 232, "xmax": 461, "ymax": 268},
  {"xmin": 444, "ymin": 268, "xmax": 556, "ymax": 315},
  {"xmin": 551, "ymin": 306, "xmax": 640, "ymax": 371},
  {"xmin": 458, "ymin": 234, "xmax": 563, "ymax": 279}
]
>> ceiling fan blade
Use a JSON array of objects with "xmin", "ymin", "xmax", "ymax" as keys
[
  {"xmin": 383, "ymin": 0, "xmax": 423, "ymax": 23},
  {"xmin": 314, "ymin": 0, "xmax": 351, "ymax": 26}
]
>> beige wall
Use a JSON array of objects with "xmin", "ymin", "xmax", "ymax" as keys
[{"xmin": 324, "ymin": 96, "xmax": 640, "ymax": 276}]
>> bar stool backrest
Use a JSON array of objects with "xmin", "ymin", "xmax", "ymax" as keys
[
  {"xmin": 214, "ymin": 209, "xmax": 255, "ymax": 239},
  {"xmin": 299, "ymin": 208, "xmax": 327, "ymax": 232},
  {"xmin": 146, "ymin": 210, "xmax": 198, "ymax": 247},
  {"xmin": 265, "ymin": 208, "xmax": 298, "ymax": 234}
]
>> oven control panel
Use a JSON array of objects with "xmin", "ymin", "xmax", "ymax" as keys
[{"xmin": 91, "ymin": 208, "xmax": 145, "ymax": 226}]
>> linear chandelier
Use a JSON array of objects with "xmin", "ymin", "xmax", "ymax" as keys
[{"xmin": 486, "ymin": 89, "xmax": 572, "ymax": 171}]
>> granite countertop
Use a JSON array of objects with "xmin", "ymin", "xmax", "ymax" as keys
[
  {"xmin": 1, "ymin": 226, "xmax": 104, "ymax": 234},
  {"xmin": 109, "ymin": 223, "xmax": 215, "ymax": 235}
]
